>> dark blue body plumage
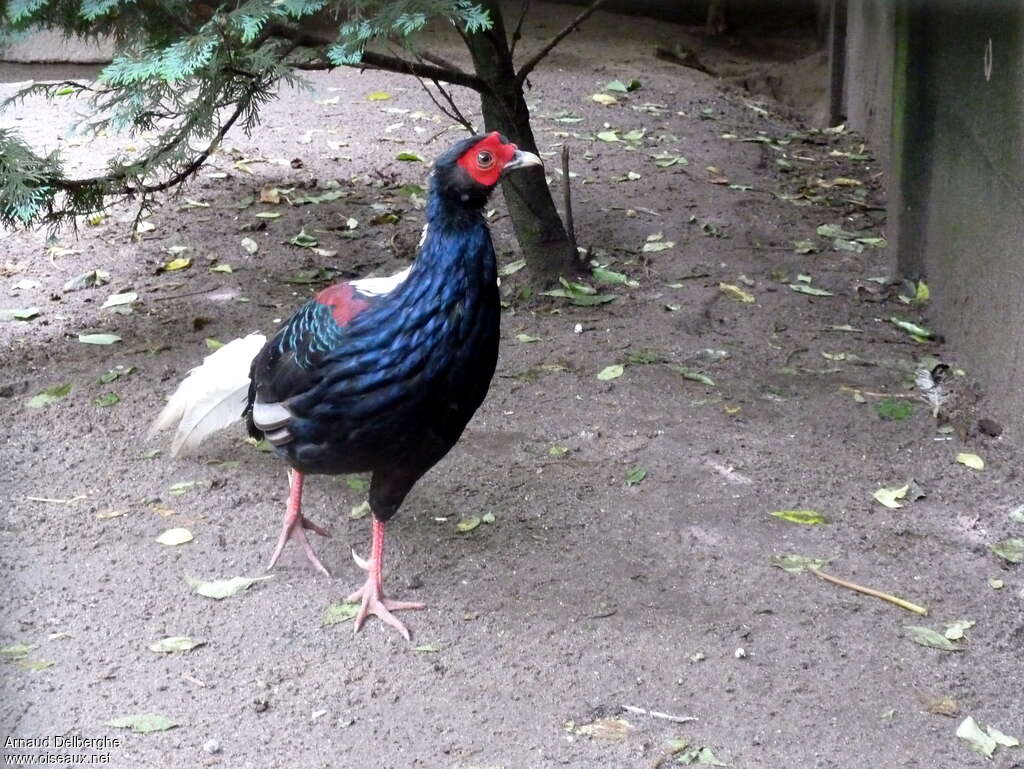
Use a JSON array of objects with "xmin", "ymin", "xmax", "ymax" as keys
[{"xmin": 244, "ymin": 136, "xmax": 502, "ymax": 520}]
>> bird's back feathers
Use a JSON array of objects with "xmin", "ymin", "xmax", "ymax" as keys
[{"xmin": 149, "ymin": 333, "xmax": 267, "ymax": 456}]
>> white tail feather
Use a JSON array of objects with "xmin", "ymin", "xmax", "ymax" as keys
[{"xmin": 149, "ymin": 333, "xmax": 267, "ymax": 456}]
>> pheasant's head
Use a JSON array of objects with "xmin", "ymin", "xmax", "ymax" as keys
[{"xmin": 432, "ymin": 132, "xmax": 542, "ymax": 209}]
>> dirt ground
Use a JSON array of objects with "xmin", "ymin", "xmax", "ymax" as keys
[{"xmin": 2, "ymin": 5, "xmax": 1022, "ymax": 769}]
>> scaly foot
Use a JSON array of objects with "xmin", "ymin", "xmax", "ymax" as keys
[
  {"xmin": 266, "ymin": 470, "xmax": 331, "ymax": 576},
  {"xmin": 347, "ymin": 518, "xmax": 424, "ymax": 640}
]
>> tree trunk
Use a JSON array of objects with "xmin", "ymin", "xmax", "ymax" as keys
[{"xmin": 464, "ymin": 2, "xmax": 578, "ymax": 281}]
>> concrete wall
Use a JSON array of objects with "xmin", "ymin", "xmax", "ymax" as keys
[
  {"xmin": 1, "ymin": 30, "xmax": 112, "ymax": 63},
  {"xmin": 843, "ymin": 0, "xmax": 1024, "ymax": 435},
  {"xmin": 841, "ymin": 0, "xmax": 894, "ymax": 167},
  {"xmin": 901, "ymin": 2, "xmax": 1024, "ymax": 434}
]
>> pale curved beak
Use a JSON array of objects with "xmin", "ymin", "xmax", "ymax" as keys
[{"xmin": 502, "ymin": 148, "xmax": 543, "ymax": 175}]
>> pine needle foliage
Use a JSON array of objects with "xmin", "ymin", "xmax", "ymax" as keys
[{"xmin": 0, "ymin": 0, "xmax": 490, "ymax": 229}]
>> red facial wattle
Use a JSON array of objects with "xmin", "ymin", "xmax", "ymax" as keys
[{"xmin": 457, "ymin": 132, "xmax": 518, "ymax": 187}]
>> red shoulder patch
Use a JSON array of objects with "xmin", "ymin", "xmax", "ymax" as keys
[{"xmin": 315, "ymin": 282, "xmax": 370, "ymax": 326}]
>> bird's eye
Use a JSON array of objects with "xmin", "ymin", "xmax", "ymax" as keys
[{"xmin": 476, "ymin": 150, "xmax": 495, "ymax": 168}]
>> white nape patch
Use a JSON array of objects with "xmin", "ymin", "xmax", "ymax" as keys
[
  {"xmin": 351, "ymin": 265, "xmax": 412, "ymax": 297},
  {"xmin": 417, "ymin": 223, "xmax": 429, "ymax": 249}
]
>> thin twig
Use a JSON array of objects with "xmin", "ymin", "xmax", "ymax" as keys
[
  {"xmin": 809, "ymin": 567, "xmax": 928, "ymax": 615},
  {"xmin": 516, "ymin": 0, "xmax": 609, "ymax": 86},
  {"xmin": 413, "ymin": 76, "xmax": 475, "ymax": 132},
  {"xmin": 839, "ymin": 385, "xmax": 919, "ymax": 400},
  {"xmin": 150, "ymin": 286, "xmax": 218, "ymax": 302},
  {"xmin": 510, "ymin": 0, "xmax": 532, "ymax": 58},
  {"xmin": 621, "ymin": 704, "xmax": 698, "ymax": 724},
  {"xmin": 561, "ymin": 144, "xmax": 577, "ymax": 252}
]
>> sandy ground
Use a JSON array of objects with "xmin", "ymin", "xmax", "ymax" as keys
[{"xmin": 1, "ymin": 5, "xmax": 1022, "ymax": 769}]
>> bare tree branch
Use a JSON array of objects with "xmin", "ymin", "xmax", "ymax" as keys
[
  {"xmin": 509, "ymin": 0, "xmax": 531, "ymax": 58},
  {"xmin": 428, "ymin": 78, "xmax": 476, "ymax": 132},
  {"xmin": 515, "ymin": 0, "xmax": 609, "ymax": 86}
]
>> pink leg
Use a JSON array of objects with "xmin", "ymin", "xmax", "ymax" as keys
[
  {"xmin": 347, "ymin": 518, "xmax": 424, "ymax": 640},
  {"xmin": 266, "ymin": 469, "xmax": 331, "ymax": 576}
]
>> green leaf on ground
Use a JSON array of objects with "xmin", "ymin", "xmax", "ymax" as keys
[
  {"xmin": 18, "ymin": 659, "xmax": 54, "ymax": 671},
  {"xmin": 816, "ymin": 223, "xmax": 858, "ymax": 239},
  {"xmin": 905, "ymin": 625, "xmax": 961, "ymax": 651},
  {"xmin": 94, "ymin": 393, "xmax": 120, "ymax": 407},
  {"xmin": 677, "ymin": 745, "xmax": 729, "ymax": 766},
  {"xmin": 148, "ymin": 636, "xmax": 205, "ymax": 653},
  {"xmin": 99, "ymin": 366, "xmax": 134, "ymax": 384},
  {"xmin": 597, "ymin": 364, "xmax": 624, "ymax": 381},
  {"xmin": 987, "ymin": 725, "xmax": 1021, "ymax": 748},
  {"xmin": 874, "ymin": 399, "xmax": 914, "ymax": 421},
  {"xmin": 990, "ymin": 538, "xmax": 1024, "ymax": 563},
  {"xmin": 943, "ymin": 620, "xmax": 975, "ymax": 641},
  {"xmin": 651, "ymin": 152, "xmax": 688, "ymax": 167},
  {"xmin": 549, "ymin": 445, "xmax": 570, "ymax": 457},
  {"xmin": 668, "ymin": 366, "xmax": 715, "ymax": 387},
  {"xmin": 288, "ymin": 229, "xmax": 318, "ymax": 248},
  {"xmin": 788, "ymin": 283, "xmax": 833, "ymax": 297},
  {"xmin": 499, "ymin": 259, "xmax": 526, "ymax": 277},
  {"xmin": 625, "ymin": 467, "xmax": 647, "ymax": 486},
  {"xmin": 719, "ymin": 283, "xmax": 755, "ymax": 303},
  {"xmin": 770, "ymin": 554, "xmax": 829, "ymax": 573},
  {"xmin": 240, "ymin": 237, "xmax": 259, "ymax": 254},
  {"xmin": 456, "ymin": 516, "xmax": 481, "ymax": 533},
  {"xmin": 770, "ymin": 510, "xmax": 827, "ymax": 525},
  {"xmin": 890, "ymin": 316, "xmax": 935, "ymax": 340},
  {"xmin": 345, "ymin": 475, "xmax": 369, "ymax": 493},
  {"xmin": 63, "ymin": 269, "xmax": 109, "ymax": 291},
  {"xmin": 350, "ymin": 500, "xmax": 371, "ymax": 519},
  {"xmin": 78, "ymin": 333, "xmax": 121, "ymax": 345},
  {"xmin": 956, "ymin": 716, "xmax": 998, "ymax": 758},
  {"xmin": 396, "ymin": 152, "xmax": 424, "ymax": 162},
  {"xmin": 605, "ymin": 79, "xmax": 640, "ymax": 93},
  {"xmin": 0, "ymin": 307, "xmax": 40, "ymax": 321},
  {"xmin": 186, "ymin": 575, "xmax": 271, "ymax": 599},
  {"xmin": 1, "ymin": 643, "xmax": 34, "ymax": 659},
  {"xmin": 106, "ymin": 714, "xmax": 178, "ymax": 734},
  {"xmin": 26, "ymin": 383, "xmax": 72, "ymax": 408},
  {"xmin": 102, "ymin": 292, "xmax": 137, "ymax": 309},
  {"xmin": 592, "ymin": 266, "xmax": 638, "ymax": 287},
  {"xmin": 156, "ymin": 527, "xmax": 193, "ymax": 546},
  {"xmin": 322, "ymin": 602, "xmax": 359, "ymax": 626},
  {"xmin": 956, "ymin": 452, "xmax": 984, "ymax": 471},
  {"xmin": 413, "ymin": 643, "xmax": 441, "ymax": 653},
  {"xmin": 168, "ymin": 481, "xmax": 197, "ymax": 496},
  {"xmin": 575, "ymin": 718, "xmax": 632, "ymax": 740},
  {"xmin": 873, "ymin": 484, "xmax": 909, "ymax": 509}
]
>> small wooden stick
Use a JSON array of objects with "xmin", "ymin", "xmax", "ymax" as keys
[
  {"xmin": 561, "ymin": 144, "xmax": 577, "ymax": 253},
  {"xmin": 622, "ymin": 704, "xmax": 698, "ymax": 723},
  {"xmin": 809, "ymin": 567, "xmax": 928, "ymax": 615},
  {"xmin": 839, "ymin": 385, "xmax": 918, "ymax": 400}
]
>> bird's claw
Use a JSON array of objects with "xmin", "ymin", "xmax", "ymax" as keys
[
  {"xmin": 346, "ymin": 554, "xmax": 424, "ymax": 640},
  {"xmin": 266, "ymin": 513, "xmax": 332, "ymax": 577}
]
